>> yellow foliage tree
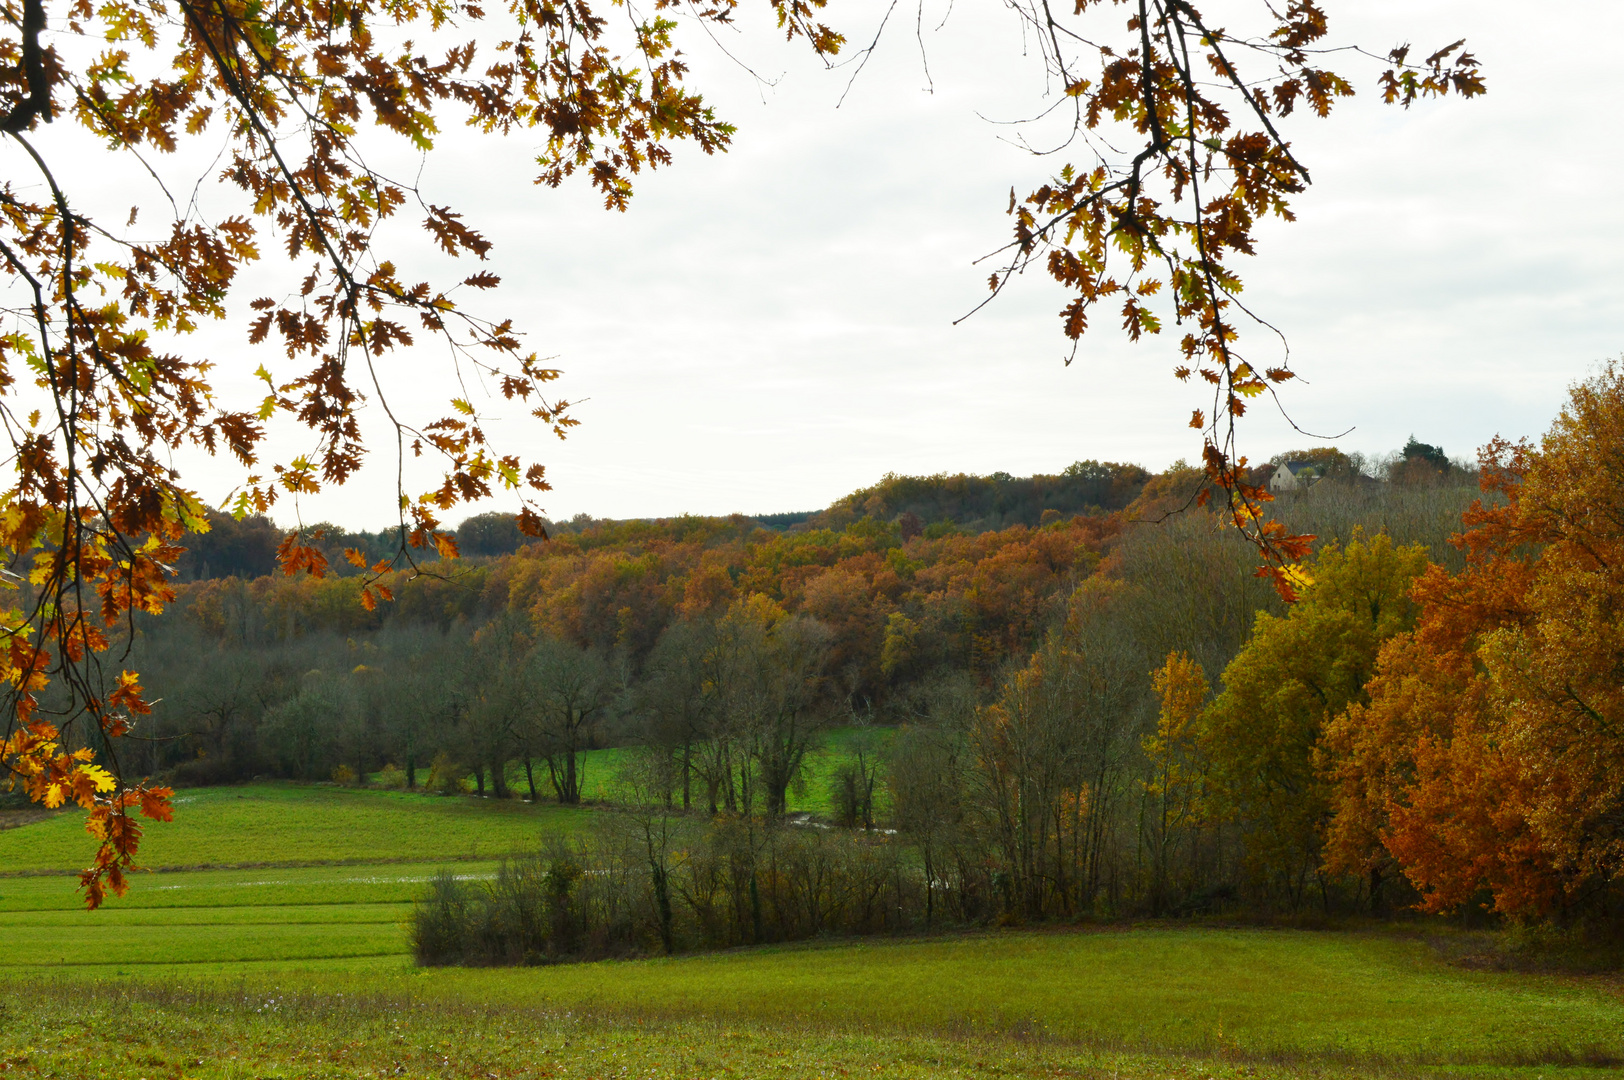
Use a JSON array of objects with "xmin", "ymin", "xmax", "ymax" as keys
[
  {"xmin": 1198, "ymin": 532, "xmax": 1429, "ymax": 908},
  {"xmin": 1143, "ymin": 651, "xmax": 1207, "ymax": 913}
]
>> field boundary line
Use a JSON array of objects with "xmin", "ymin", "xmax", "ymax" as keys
[{"xmin": 0, "ymin": 853, "xmax": 510, "ymax": 879}]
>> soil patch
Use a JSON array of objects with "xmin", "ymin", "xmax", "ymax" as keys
[{"xmin": 0, "ymin": 808, "xmax": 59, "ymax": 832}]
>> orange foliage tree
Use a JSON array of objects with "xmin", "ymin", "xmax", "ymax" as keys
[{"xmin": 1327, "ymin": 367, "xmax": 1624, "ymax": 920}]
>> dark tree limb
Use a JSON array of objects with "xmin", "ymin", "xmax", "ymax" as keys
[{"xmin": 1, "ymin": 0, "xmax": 52, "ymax": 132}]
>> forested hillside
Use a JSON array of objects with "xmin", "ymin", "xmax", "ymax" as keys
[
  {"xmin": 170, "ymin": 460, "xmax": 1156, "ymax": 581},
  {"xmin": 70, "ymin": 430, "xmax": 1527, "ymax": 940}
]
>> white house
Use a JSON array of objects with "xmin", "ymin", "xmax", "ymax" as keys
[{"xmin": 1266, "ymin": 461, "xmax": 1318, "ymax": 494}]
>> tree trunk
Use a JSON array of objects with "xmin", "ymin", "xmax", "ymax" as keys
[
  {"xmin": 681, "ymin": 740, "xmax": 692, "ymax": 811},
  {"xmin": 749, "ymin": 873, "xmax": 763, "ymax": 944},
  {"xmin": 652, "ymin": 863, "xmax": 674, "ymax": 954}
]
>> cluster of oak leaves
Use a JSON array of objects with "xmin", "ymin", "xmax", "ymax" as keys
[{"xmin": 3, "ymin": 672, "xmax": 173, "ymax": 908}]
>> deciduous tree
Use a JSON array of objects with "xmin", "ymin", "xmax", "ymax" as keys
[
  {"xmin": 1335, "ymin": 367, "xmax": 1624, "ymax": 920},
  {"xmin": 1198, "ymin": 532, "xmax": 1427, "ymax": 907},
  {"xmin": 527, "ymin": 634, "xmax": 619, "ymax": 804},
  {"xmin": 1143, "ymin": 651, "xmax": 1206, "ymax": 914}
]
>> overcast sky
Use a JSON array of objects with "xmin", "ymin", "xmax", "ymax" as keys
[{"xmin": 34, "ymin": 0, "xmax": 1624, "ymax": 529}]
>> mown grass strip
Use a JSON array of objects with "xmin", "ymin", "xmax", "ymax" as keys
[
  {"xmin": 1, "ymin": 902, "xmax": 409, "ymax": 927},
  {"xmin": 0, "ymin": 920, "xmax": 408, "ymax": 966},
  {"xmin": 0, "ymin": 860, "xmax": 503, "ymax": 911}
]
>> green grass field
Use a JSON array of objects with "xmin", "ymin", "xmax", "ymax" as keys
[
  {"xmin": 2, "ymin": 982, "xmax": 1469, "ymax": 1080},
  {"xmin": 408, "ymin": 928, "xmax": 1624, "ymax": 1061},
  {"xmin": 0, "ymin": 782, "xmax": 587, "ymax": 872},
  {"xmin": 3, "ymin": 781, "xmax": 1623, "ymax": 1077},
  {"xmin": 0, "ymin": 782, "xmax": 558, "ymax": 977}
]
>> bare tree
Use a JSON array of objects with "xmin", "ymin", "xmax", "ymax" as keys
[
  {"xmin": 970, "ymin": 606, "xmax": 1142, "ymax": 919},
  {"xmin": 463, "ymin": 614, "xmax": 533, "ymax": 798},
  {"xmin": 529, "ymin": 636, "xmax": 620, "ymax": 805},
  {"xmin": 888, "ymin": 675, "xmax": 979, "ymax": 927},
  {"xmin": 727, "ymin": 612, "xmax": 833, "ymax": 818},
  {"xmin": 635, "ymin": 618, "xmax": 722, "ymax": 810},
  {"xmin": 375, "ymin": 627, "xmax": 466, "ymax": 789},
  {"xmin": 613, "ymin": 748, "xmax": 689, "ymax": 953}
]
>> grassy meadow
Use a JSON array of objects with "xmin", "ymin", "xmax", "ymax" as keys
[
  {"xmin": 4, "ymin": 780, "xmax": 1624, "ymax": 1077},
  {"xmin": 0, "ymin": 783, "xmax": 587, "ymax": 871},
  {"xmin": 3, "ymin": 981, "xmax": 1480, "ymax": 1080},
  {"xmin": 0, "ymin": 783, "xmax": 553, "ymax": 976}
]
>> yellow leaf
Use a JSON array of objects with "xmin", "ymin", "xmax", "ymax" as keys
[
  {"xmin": 77, "ymin": 764, "xmax": 117, "ymax": 794},
  {"xmin": 1281, "ymin": 563, "xmax": 1314, "ymax": 591}
]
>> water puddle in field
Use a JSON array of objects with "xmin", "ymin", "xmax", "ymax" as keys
[{"xmin": 786, "ymin": 813, "xmax": 896, "ymax": 835}]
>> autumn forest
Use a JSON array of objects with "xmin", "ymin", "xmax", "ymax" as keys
[
  {"xmin": 9, "ymin": 0, "xmax": 1624, "ymax": 1067},
  {"xmin": 27, "ymin": 367, "xmax": 1599, "ymax": 960}
]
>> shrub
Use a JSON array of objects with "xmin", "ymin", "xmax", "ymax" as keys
[
  {"xmin": 376, "ymin": 763, "xmax": 407, "ymax": 789},
  {"xmin": 426, "ymin": 751, "xmax": 469, "ymax": 795},
  {"xmin": 330, "ymin": 764, "xmax": 357, "ymax": 786},
  {"xmin": 411, "ymin": 817, "xmax": 950, "ymax": 967}
]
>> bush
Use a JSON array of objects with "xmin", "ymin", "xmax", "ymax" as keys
[
  {"xmin": 376, "ymin": 763, "xmax": 407, "ymax": 789},
  {"xmin": 330, "ymin": 763, "xmax": 357, "ymax": 786},
  {"xmin": 426, "ymin": 751, "xmax": 468, "ymax": 795},
  {"xmin": 413, "ymin": 844, "xmax": 643, "ymax": 966},
  {"xmin": 411, "ymin": 817, "xmax": 947, "ymax": 967}
]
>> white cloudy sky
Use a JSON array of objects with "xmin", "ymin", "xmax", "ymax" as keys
[{"xmin": 18, "ymin": 0, "xmax": 1624, "ymax": 528}]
